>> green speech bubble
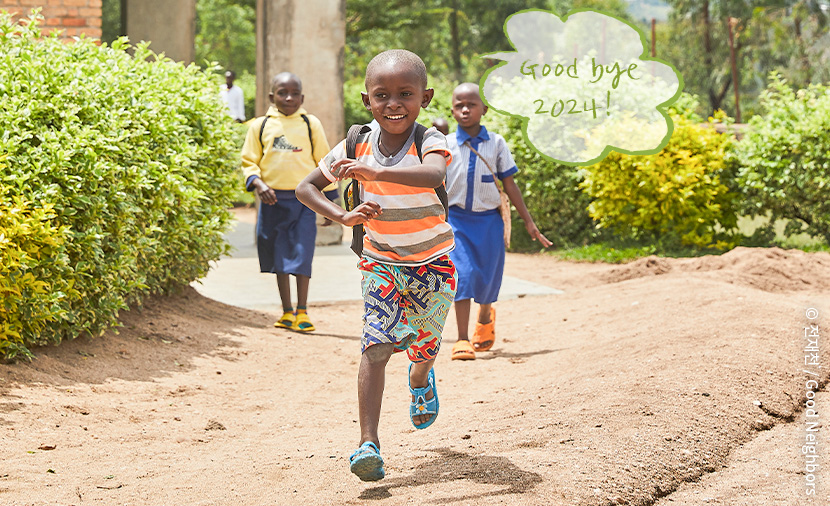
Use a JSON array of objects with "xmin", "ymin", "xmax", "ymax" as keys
[{"xmin": 481, "ymin": 9, "xmax": 683, "ymax": 166}]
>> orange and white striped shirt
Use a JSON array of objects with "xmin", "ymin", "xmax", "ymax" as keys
[{"xmin": 319, "ymin": 125, "xmax": 454, "ymax": 266}]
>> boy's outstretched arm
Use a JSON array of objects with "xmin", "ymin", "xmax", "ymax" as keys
[
  {"xmin": 502, "ymin": 176, "xmax": 553, "ymax": 247},
  {"xmin": 297, "ymin": 168, "xmax": 382, "ymax": 227},
  {"xmin": 331, "ymin": 152, "xmax": 446, "ymax": 189}
]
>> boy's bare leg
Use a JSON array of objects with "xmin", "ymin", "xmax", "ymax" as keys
[
  {"xmin": 409, "ymin": 358, "xmax": 436, "ymax": 427},
  {"xmin": 276, "ymin": 274, "xmax": 293, "ymax": 312},
  {"xmin": 295, "ymin": 274, "xmax": 310, "ymax": 309},
  {"xmin": 454, "ymin": 299, "xmax": 472, "ymax": 341},
  {"xmin": 478, "ymin": 302, "xmax": 492, "ymax": 324},
  {"xmin": 358, "ymin": 343, "xmax": 394, "ymax": 447}
]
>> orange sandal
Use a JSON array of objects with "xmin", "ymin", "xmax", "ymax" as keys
[
  {"xmin": 471, "ymin": 307, "xmax": 495, "ymax": 351},
  {"xmin": 451, "ymin": 340, "xmax": 476, "ymax": 360}
]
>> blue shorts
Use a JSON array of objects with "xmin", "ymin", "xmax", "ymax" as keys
[
  {"xmin": 256, "ymin": 190, "xmax": 316, "ymax": 277},
  {"xmin": 359, "ymin": 256, "xmax": 457, "ymax": 363}
]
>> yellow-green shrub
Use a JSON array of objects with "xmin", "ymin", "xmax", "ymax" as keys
[
  {"xmin": 0, "ymin": 183, "xmax": 75, "ymax": 359},
  {"xmin": 580, "ymin": 115, "xmax": 739, "ymax": 250}
]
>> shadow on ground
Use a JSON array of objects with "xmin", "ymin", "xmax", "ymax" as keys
[
  {"xmin": 0, "ymin": 287, "xmax": 270, "ymax": 390},
  {"xmin": 359, "ymin": 447, "xmax": 543, "ymax": 503}
]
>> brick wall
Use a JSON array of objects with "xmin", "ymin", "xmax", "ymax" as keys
[{"xmin": 1, "ymin": 0, "xmax": 102, "ymax": 39}]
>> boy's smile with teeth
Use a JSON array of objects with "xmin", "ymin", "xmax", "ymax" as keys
[{"xmin": 362, "ymin": 64, "xmax": 434, "ymax": 153}]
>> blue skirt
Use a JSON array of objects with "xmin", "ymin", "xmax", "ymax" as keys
[
  {"xmin": 256, "ymin": 190, "xmax": 316, "ymax": 277},
  {"xmin": 447, "ymin": 205, "xmax": 505, "ymax": 304}
]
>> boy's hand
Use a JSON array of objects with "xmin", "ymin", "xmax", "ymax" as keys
[
  {"xmin": 253, "ymin": 179, "xmax": 277, "ymax": 205},
  {"xmin": 341, "ymin": 201, "xmax": 382, "ymax": 227},
  {"xmin": 331, "ymin": 159, "xmax": 380, "ymax": 182},
  {"xmin": 525, "ymin": 220, "xmax": 553, "ymax": 248}
]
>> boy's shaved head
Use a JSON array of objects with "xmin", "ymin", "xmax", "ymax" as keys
[
  {"xmin": 365, "ymin": 50, "xmax": 428, "ymax": 89},
  {"xmin": 453, "ymin": 82, "xmax": 481, "ymax": 99},
  {"xmin": 272, "ymin": 72, "xmax": 302, "ymax": 92}
]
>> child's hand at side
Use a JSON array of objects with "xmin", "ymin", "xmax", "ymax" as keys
[
  {"xmin": 252, "ymin": 178, "xmax": 278, "ymax": 205},
  {"xmin": 331, "ymin": 159, "xmax": 381, "ymax": 182},
  {"xmin": 525, "ymin": 220, "xmax": 553, "ymax": 248},
  {"xmin": 342, "ymin": 201, "xmax": 383, "ymax": 227}
]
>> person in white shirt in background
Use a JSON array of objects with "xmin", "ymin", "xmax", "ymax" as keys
[{"xmin": 221, "ymin": 70, "xmax": 246, "ymax": 123}]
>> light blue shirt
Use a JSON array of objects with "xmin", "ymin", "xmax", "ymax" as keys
[{"xmin": 446, "ymin": 126, "xmax": 518, "ymax": 212}]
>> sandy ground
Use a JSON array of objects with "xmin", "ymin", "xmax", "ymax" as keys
[{"xmin": 1, "ymin": 245, "xmax": 829, "ymax": 506}]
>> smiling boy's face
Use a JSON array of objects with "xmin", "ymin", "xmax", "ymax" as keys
[{"xmin": 361, "ymin": 64, "xmax": 433, "ymax": 136}]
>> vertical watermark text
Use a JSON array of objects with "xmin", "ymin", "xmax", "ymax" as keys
[{"xmin": 803, "ymin": 307, "xmax": 821, "ymax": 497}]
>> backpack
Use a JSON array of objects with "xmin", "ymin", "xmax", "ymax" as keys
[
  {"xmin": 344, "ymin": 123, "xmax": 449, "ymax": 257},
  {"xmin": 258, "ymin": 114, "xmax": 314, "ymax": 157}
]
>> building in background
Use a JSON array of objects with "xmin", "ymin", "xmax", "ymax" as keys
[{"xmin": 0, "ymin": 0, "xmax": 102, "ymax": 39}]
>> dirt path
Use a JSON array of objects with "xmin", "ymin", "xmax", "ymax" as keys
[{"xmin": 1, "ymin": 248, "xmax": 829, "ymax": 505}]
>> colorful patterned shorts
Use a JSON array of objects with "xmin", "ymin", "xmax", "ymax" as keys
[{"xmin": 359, "ymin": 255, "xmax": 457, "ymax": 363}]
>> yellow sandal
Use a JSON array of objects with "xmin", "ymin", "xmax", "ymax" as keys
[
  {"xmin": 273, "ymin": 311, "xmax": 295, "ymax": 329},
  {"xmin": 292, "ymin": 311, "xmax": 316, "ymax": 332}
]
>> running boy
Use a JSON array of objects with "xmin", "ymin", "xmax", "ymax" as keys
[
  {"xmin": 241, "ymin": 72, "xmax": 332, "ymax": 332},
  {"xmin": 296, "ymin": 50, "xmax": 456, "ymax": 481},
  {"xmin": 446, "ymin": 83, "xmax": 552, "ymax": 361}
]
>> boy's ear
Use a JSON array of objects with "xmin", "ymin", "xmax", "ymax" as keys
[
  {"xmin": 483, "ymin": 104, "xmax": 488, "ymax": 116},
  {"xmin": 361, "ymin": 92, "xmax": 371, "ymax": 111},
  {"xmin": 268, "ymin": 91, "xmax": 275, "ymax": 103},
  {"xmin": 299, "ymin": 93, "xmax": 305, "ymax": 105},
  {"xmin": 421, "ymin": 88, "xmax": 435, "ymax": 109}
]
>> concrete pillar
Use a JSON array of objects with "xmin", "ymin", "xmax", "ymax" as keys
[
  {"xmin": 256, "ymin": 0, "xmax": 345, "ymax": 142},
  {"xmin": 125, "ymin": 0, "xmax": 195, "ymax": 63}
]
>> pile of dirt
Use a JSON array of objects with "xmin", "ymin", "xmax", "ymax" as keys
[{"xmin": 604, "ymin": 247, "xmax": 830, "ymax": 293}]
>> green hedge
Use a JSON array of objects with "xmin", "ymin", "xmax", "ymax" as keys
[
  {"xmin": 487, "ymin": 113, "xmax": 600, "ymax": 250},
  {"xmin": 0, "ymin": 12, "xmax": 238, "ymax": 359},
  {"xmin": 733, "ymin": 74, "xmax": 830, "ymax": 245}
]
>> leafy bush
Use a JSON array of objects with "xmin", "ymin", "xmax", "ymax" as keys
[
  {"xmin": 0, "ymin": 12, "xmax": 238, "ymax": 358},
  {"xmin": 487, "ymin": 113, "xmax": 600, "ymax": 250},
  {"xmin": 580, "ymin": 114, "xmax": 740, "ymax": 250},
  {"xmin": 732, "ymin": 74, "xmax": 830, "ymax": 245}
]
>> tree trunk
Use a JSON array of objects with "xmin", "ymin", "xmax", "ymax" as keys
[
  {"xmin": 450, "ymin": 0, "xmax": 462, "ymax": 82},
  {"xmin": 702, "ymin": 0, "xmax": 718, "ymax": 114},
  {"xmin": 794, "ymin": 12, "xmax": 813, "ymax": 83}
]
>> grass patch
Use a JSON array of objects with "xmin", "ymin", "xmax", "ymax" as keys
[{"xmin": 548, "ymin": 244, "xmax": 657, "ymax": 264}]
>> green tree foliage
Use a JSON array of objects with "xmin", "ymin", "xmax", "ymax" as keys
[
  {"xmin": 0, "ymin": 12, "xmax": 238, "ymax": 359},
  {"xmin": 195, "ymin": 0, "xmax": 256, "ymax": 75},
  {"xmin": 732, "ymin": 74, "xmax": 830, "ymax": 245},
  {"xmin": 661, "ymin": 0, "xmax": 830, "ymax": 118},
  {"xmin": 101, "ymin": 0, "xmax": 122, "ymax": 45},
  {"xmin": 345, "ymin": 0, "xmax": 632, "ymax": 84}
]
